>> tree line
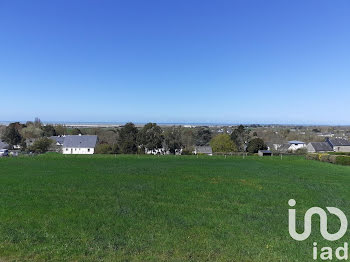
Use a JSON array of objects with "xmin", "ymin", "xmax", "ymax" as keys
[
  {"xmin": 1, "ymin": 120, "xmax": 267, "ymax": 154},
  {"xmin": 96, "ymin": 122, "xmax": 213, "ymax": 154},
  {"xmin": 98, "ymin": 123, "xmax": 267, "ymax": 154}
]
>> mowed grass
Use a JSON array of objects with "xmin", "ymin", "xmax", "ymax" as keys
[{"xmin": 1, "ymin": 154, "xmax": 350, "ymax": 261}]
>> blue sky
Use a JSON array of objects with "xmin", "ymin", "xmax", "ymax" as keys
[{"xmin": 0, "ymin": 0, "xmax": 349, "ymax": 124}]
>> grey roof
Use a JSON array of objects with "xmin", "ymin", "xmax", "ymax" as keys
[
  {"xmin": 63, "ymin": 135, "xmax": 97, "ymax": 148},
  {"xmin": 278, "ymin": 143, "xmax": 291, "ymax": 152},
  {"xmin": 259, "ymin": 150, "xmax": 272, "ymax": 153},
  {"xmin": 50, "ymin": 136, "xmax": 65, "ymax": 145},
  {"xmin": 326, "ymin": 138, "xmax": 350, "ymax": 147},
  {"xmin": 195, "ymin": 146, "xmax": 213, "ymax": 154},
  {"xmin": 309, "ymin": 142, "xmax": 333, "ymax": 152},
  {"xmin": 0, "ymin": 140, "xmax": 9, "ymax": 149}
]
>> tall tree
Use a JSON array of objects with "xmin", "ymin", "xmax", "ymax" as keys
[
  {"xmin": 246, "ymin": 138, "xmax": 267, "ymax": 153},
  {"xmin": 230, "ymin": 125, "xmax": 250, "ymax": 151},
  {"xmin": 1, "ymin": 122, "xmax": 23, "ymax": 147},
  {"xmin": 42, "ymin": 125, "xmax": 57, "ymax": 137},
  {"xmin": 138, "ymin": 123, "xmax": 163, "ymax": 151},
  {"xmin": 181, "ymin": 128, "xmax": 195, "ymax": 149},
  {"xmin": 194, "ymin": 127, "xmax": 212, "ymax": 146},
  {"xmin": 210, "ymin": 134, "xmax": 237, "ymax": 153},
  {"xmin": 118, "ymin": 122, "xmax": 138, "ymax": 154},
  {"xmin": 29, "ymin": 137, "xmax": 53, "ymax": 153},
  {"xmin": 54, "ymin": 125, "xmax": 67, "ymax": 136},
  {"xmin": 21, "ymin": 124, "xmax": 43, "ymax": 139},
  {"xmin": 164, "ymin": 126, "xmax": 183, "ymax": 154},
  {"xmin": 71, "ymin": 128, "xmax": 82, "ymax": 135}
]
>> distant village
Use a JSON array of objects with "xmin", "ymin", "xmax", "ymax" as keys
[{"xmin": 1, "ymin": 119, "xmax": 350, "ymax": 157}]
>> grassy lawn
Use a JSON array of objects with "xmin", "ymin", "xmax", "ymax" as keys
[{"xmin": 0, "ymin": 154, "xmax": 350, "ymax": 261}]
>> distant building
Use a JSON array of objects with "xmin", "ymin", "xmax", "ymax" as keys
[
  {"xmin": 266, "ymin": 142, "xmax": 282, "ymax": 151},
  {"xmin": 288, "ymin": 141, "xmax": 306, "ymax": 150},
  {"xmin": 258, "ymin": 150, "xmax": 272, "ymax": 156},
  {"xmin": 306, "ymin": 142, "xmax": 333, "ymax": 153},
  {"xmin": 50, "ymin": 136, "xmax": 65, "ymax": 146},
  {"xmin": 175, "ymin": 149, "xmax": 183, "ymax": 155},
  {"xmin": 317, "ymin": 133, "xmax": 335, "ymax": 137},
  {"xmin": 278, "ymin": 141, "xmax": 306, "ymax": 153},
  {"xmin": 193, "ymin": 146, "xmax": 213, "ymax": 156},
  {"xmin": 25, "ymin": 138, "xmax": 38, "ymax": 148},
  {"xmin": 62, "ymin": 135, "xmax": 97, "ymax": 154},
  {"xmin": 145, "ymin": 148, "xmax": 167, "ymax": 155},
  {"xmin": 326, "ymin": 138, "xmax": 350, "ymax": 152},
  {"xmin": 0, "ymin": 140, "xmax": 9, "ymax": 149},
  {"xmin": 278, "ymin": 144, "xmax": 292, "ymax": 153},
  {"xmin": 0, "ymin": 149, "xmax": 9, "ymax": 157}
]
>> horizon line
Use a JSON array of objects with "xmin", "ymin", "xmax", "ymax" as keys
[{"xmin": 1, "ymin": 120, "xmax": 350, "ymax": 127}]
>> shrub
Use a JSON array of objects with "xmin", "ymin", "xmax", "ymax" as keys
[
  {"xmin": 294, "ymin": 148, "xmax": 307, "ymax": 155},
  {"xmin": 306, "ymin": 153, "xmax": 319, "ymax": 161},
  {"xmin": 29, "ymin": 137, "xmax": 53, "ymax": 154},
  {"xmin": 318, "ymin": 153, "xmax": 328, "ymax": 161},
  {"xmin": 182, "ymin": 147, "xmax": 194, "ymax": 155},
  {"xmin": 137, "ymin": 146, "xmax": 146, "ymax": 155},
  {"xmin": 329, "ymin": 155, "xmax": 337, "ymax": 164},
  {"xmin": 246, "ymin": 138, "xmax": 267, "ymax": 153},
  {"xmin": 306, "ymin": 153, "xmax": 350, "ymax": 165},
  {"xmin": 319, "ymin": 154, "xmax": 331, "ymax": 163},
  {"xmin": 210, "ymin": 134, "xmax": 237, "ymax": 153},
  {"xmin": 95, "ymin": 144, "xmax": 113, "ymax": 154},
  {"xmin": 329, "ymin": 152, "xmax": 350, "ymax": 156},
  {"xmin": 111, "ymin": 144, "xmax": 120, "ymax": 154},
  {"xmin": 335, "ymin": 155, "xmax": 350, "ymax": 166}
]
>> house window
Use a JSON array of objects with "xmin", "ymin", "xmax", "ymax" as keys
[
  {"xmin": 88, "ymin": 148, "xmax": 90, "ymax": 152},
  {"xmin": 66, "ymin": 148, "xmax": 68, "ymax": 151}
]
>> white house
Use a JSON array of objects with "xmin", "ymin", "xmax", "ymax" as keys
[
  {"xmin": 288, "ymin": 141, "xmax": 306, "ymax": 151},
  {"xmin": 278, "ymin": 140, "xmax": 306, "ymax": 153},
  {"xmin": 62, "ymin": 135, "xmax": 97, "ymax": 154}
]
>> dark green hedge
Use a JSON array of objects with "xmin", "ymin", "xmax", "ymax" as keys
[
  {"xmin": 335, "ymin": 156, "xmax": 350, "ymax": 166},
  {"xmin": 328, "ymin": 152, "xmax": 350, "ymax": 156},
  {"xmin": 306, "ymin": 153, "xmax": 350, "ymax": 166},
  {"xmin": 305, "ymin": 153, "xmax": 319, "ymax": 161}
]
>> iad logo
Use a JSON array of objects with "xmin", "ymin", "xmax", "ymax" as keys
[
  {"xmin": 288, "ymin": 199, "xmax": 349, "ymax": 260},
  {"xmin": 288, "ymin": 199, "xmax": 348, "ymax": 241}
]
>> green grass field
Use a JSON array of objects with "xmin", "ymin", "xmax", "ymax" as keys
[{"xmin": 1, "ymin": 154, "xmax": 350, "ymax": 261}]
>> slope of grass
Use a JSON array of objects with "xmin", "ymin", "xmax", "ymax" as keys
[{"xmin": 0, "ymin": 154, "xmax": 350, "ymax": 261}]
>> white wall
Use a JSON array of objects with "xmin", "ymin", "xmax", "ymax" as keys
[
  {"xmin": 289, "ymin": 143, "xmax": 306, "ymax": 151},
  {"xmin": 334, "ymin": 146, "xmax": 350, "ymax": 152},
  {"xmin": 62, "ymin": 147, "xmax": 95, "ymax": 154},
  {"xmin": 306, "ymin": 143, "xmax": 315, "ymax": 153},
  {"xmin": 145, "ymin": 148, "xmax": 168, "ymax": 155}
]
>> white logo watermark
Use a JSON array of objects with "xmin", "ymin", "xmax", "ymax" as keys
[{"xmin": 288, "ymin": 199, "xmax": 349, "ymax": 260}]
